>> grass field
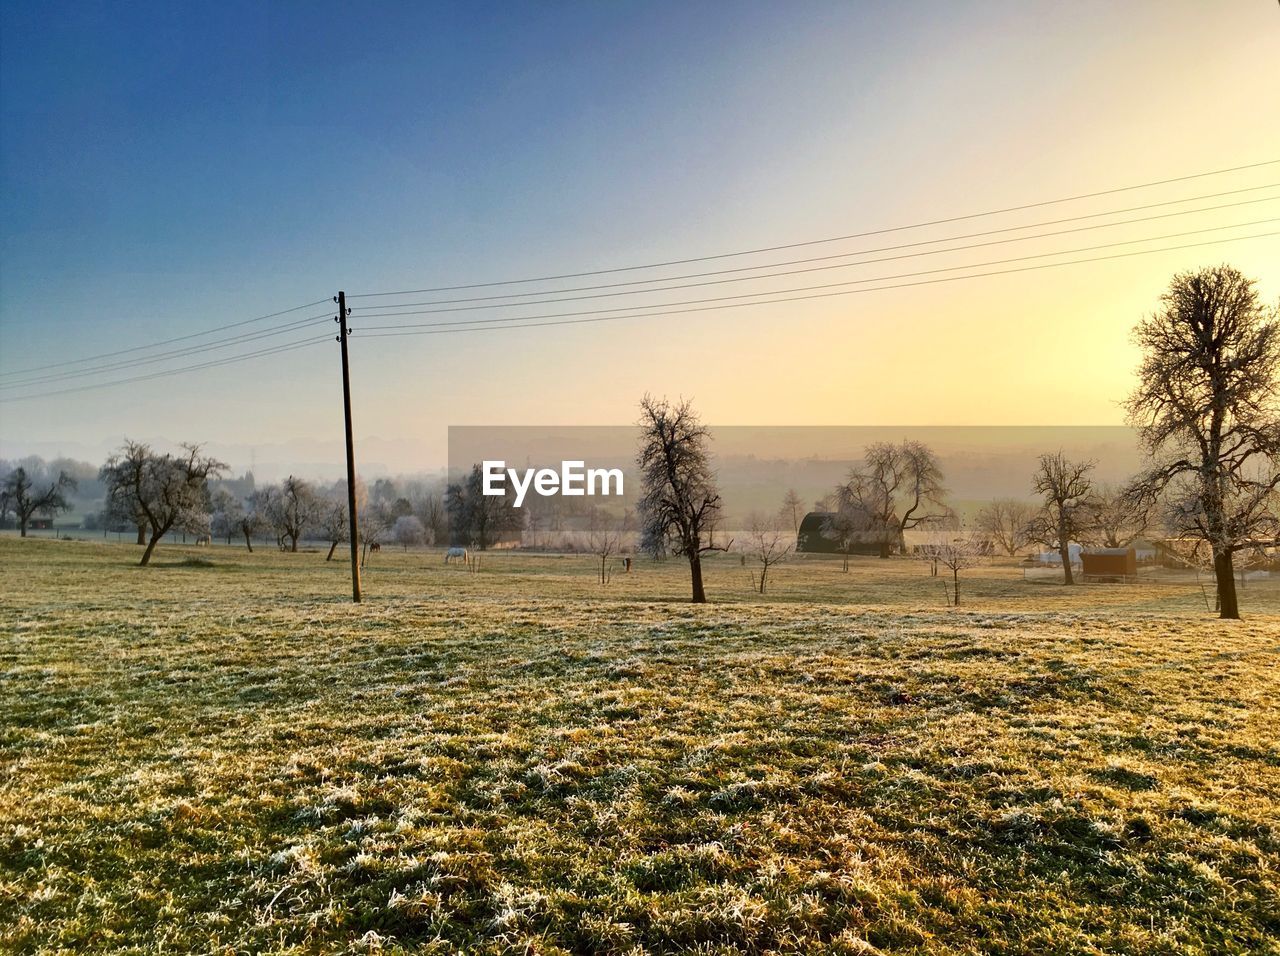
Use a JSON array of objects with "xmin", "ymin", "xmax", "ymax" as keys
[{"xmin": 2, "ymin": 536, "xmax": 1278, "ymax": 955}]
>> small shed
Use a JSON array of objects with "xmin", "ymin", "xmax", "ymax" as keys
[{"xmin": 1081, "ymin": 547, "xmax": 1137, "ymax": 582}]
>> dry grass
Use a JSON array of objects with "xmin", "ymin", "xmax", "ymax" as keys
[{"xmin": 1, "ymin": 536, "xmax": 1278, "ymax": 954}]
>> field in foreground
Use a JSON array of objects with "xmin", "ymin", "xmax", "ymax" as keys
[{"xmin": 1, "ymin": 537, "xmax": 1279, "ymax": 955}]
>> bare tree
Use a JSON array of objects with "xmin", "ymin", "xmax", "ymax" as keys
[
  {"xmin": 236, "ymin": 506, "xmax": 262, "ymax": 552},
  {"xmin": 414, "ymin": 490, "xmax": 447, "ymax": 547},
  {"xmin": 975, "ymin": 498, "xmax": 1036, "ymax": 556},
  {"xmin": 100, "ymin": 441, "xmax": 226, "ymax": 566},
  {"xmin": 446, "ymin": 464, "xmax": 520, "ymax": 550},
  {"xmin": 822, "ymin": 487, "xmax": 875, "ymax": 572},
  {"xmin": 779, "ymin": 488, "xmax": 805, "ymax": 536},
  {"xmin": 587, "ymin": 523, "xmax": 621, "ymax": 586},
  {"xmin": 1125, "ymin": 266, "xmax": 1280, "ymax": 619},
  {"xmin": 209, "ymin": 490, "xmax": 244, "ymax": 545},
  {"xmin": 1027, "ymin": 452, "xmax": 1095, "ymax": 585},
  {"xmin": 0, "ymin": 466, "xmax": 76, "ymax": 537},
  {"xmin": 319, "ymin": 501, "xmax": 349, "ymax": 561},
  {"xmin": 1088, "ymin": 483, "xmax": 1153, "ymax": 549},
  {"xmin": 265, "ymin": 476, "xmax": 319, "ymax": 552},
  {"xmin": 917, "ymin": 530, "xmax": 986, "ymax": 606},
  {"xmin": 839, "ymin": 441, "xmax": 948, "ymax": 556},
  {"xmin": 636, "ymin": 395, "xmax": 727, "ymax": 603},
  {"xmin": 100, "ymin": 443, "xmax": 150, "ymax": 545},
  {"xmin": 360, "ymin": 501, "xmax": 393, "ymax": 567},
  {"xmin": 392, "ymin": 514, "xmax": 426, "ymax": 551},
  {"xmin": 177, "ymin": 505, "xmax": 211, "ymax": 544},
  {"xmin": 746, "ymin": 512, "xmax": 793, "ymax": 594}
]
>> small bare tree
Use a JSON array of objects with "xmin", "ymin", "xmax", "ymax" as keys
[
  {"xmin": 1028, "ymin": 452, "xmax": 1096, "ymax": 585},
  {"xmin": 636, "ymin": 395, "xmax": 727, "ymax": 603},
  {"xmin": 392, "ymin": 514, "xmax": 426, "ymax": 551},
  {"xmin": 1, "ymin": 466, "xmax": 76, "ymax": 537},
  {"xmin": 319, "ymin": 501, "xmax": 349, "ymax": 561},
  {"xmin": 360, "ymin": 501, "xmax": 393, "ymax": 567},
  {"xmin": 918, "ymin": 530, "xmax": 986, "ymax": 606},
  {"xmin": 265, "ymin": 476, "xmax": 320, "ymax": 552},
  {"xmin": 587, "ymin": 524, "xmax": 621, "ymax": 585},
  {"xmin": 822, "ymin": 487, "xmax": 874, "ymax": 572},
  {"xmin": 780, "ymin": 488, "xmax": 805, "ymax": 536},
  {"xmin": 414, "ymin": 490, "xmax": 447, "ymax": 547},
  {"xmin": 975, "ymin": 498, "xmax": 1035, "ymax": 556},
  {"xmin": 209, "ymin": 490, "xmax": 243, "ymax": 545},
  {"xmin": 746, "ymin": 512, "xmax": 793, "ymax": 594}
]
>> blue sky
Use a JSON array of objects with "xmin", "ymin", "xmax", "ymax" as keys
[{"xmin": 2, "ymin": 1, "xmax": 1277, "ymax": 475}]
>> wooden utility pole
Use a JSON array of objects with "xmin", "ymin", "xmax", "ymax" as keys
[{"xmin": 335, "ymin": 290, "xmax": 362, "ymax": 602}]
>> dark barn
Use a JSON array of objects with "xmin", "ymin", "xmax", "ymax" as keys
[
  {"xmin": 796, "ymin": 511, "xmax": 887, "ymax": 555},
  {"xmin": 1081, "ymin": 547, "xmax": 1137, "ymax": 582}
]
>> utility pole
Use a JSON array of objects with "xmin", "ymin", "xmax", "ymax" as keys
[{"xmin": 335, "ymin": 291, "xmax": 362, "ymax": 602}]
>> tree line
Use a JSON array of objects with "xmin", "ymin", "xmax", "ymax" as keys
[
  {"xmin": 3, "ymin": 265, "xmax": 1276, "ymax": 617},
  {"xmin": 631, "ymin": 266, "xmax": 1278, "ymax": 619}
]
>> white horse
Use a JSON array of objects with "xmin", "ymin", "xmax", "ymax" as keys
[{"xmin": 444, "ymin": 546, "xmax": 468, "ymax": 564}]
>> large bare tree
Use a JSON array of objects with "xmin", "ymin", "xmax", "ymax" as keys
[
  {"xmin": 1125, "ymin": 265, "xmax": 1280, "ymax": 619},
  {"xmin": 0, "ymin": 466, "xmax": 76, "ymax": 537},
  {"xmin": 1027, "ymin": 452, "xmax": 1095, "ymax": 585},
  {"xmin": 838, "ymin": 440, "xmax": 948, "ymax": 556},
  {"xmin": 636, "ymin": 395, "xmax": 726, "ymax": 603},
  {"xmin": 100, "ymin": 441, "xmax": 226, "ymax": 566},
  {"xmin": 975, "ymin": 498, "xmax": 1035, "ymax": 556}
]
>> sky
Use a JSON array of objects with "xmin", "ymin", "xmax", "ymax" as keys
[{"xmin": 1, "ymin": 0, "xmax": 1278, "ymax": 478}]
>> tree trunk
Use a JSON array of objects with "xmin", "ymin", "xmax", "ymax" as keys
[
  {"xmin": 326, "ymin": 541, "xmax": 338, "ymax": 561},
  {"xmin": 139, "ymin": 525, "xmax": 168, "ymax": 566},
  {"xmin": 1214, "ymin": 549, "xmax": 1240, "ymax": 619},
  {"xmin": 136, "ymin": 524, "xmax": 146, "ymax": 546},
  {"xmin": 689, "ymin": 553, "xmax": 706, "ymax": 603},
  {"xmin": 1059, "ymin": 543, "xmax": 1074, "ymax": 585},
  {"xmin": 953, "ymin": 567, "xmax": 960, "ymax": 606},
  {"xmin": 758, "ymin": 567, "xmax": 767, "ymax": 594},
  {"xmin": 19, "ymin": 515, "xmax": 27, "ymax": 537},
  {"xmin": 290, "ymin": 536, "xmax": 298, "ymax": 553},
  {"xmin": 242, "ymin": 530, "xmax": 254, "ymax": 553}
]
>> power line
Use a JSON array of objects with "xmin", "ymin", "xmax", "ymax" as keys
[
  {"xmin": 0, "ymin": 335, "xmax": 332, "ymax": 403},
  {"xmin": 0, "ymin": 312, "xmax": 334, "ymax": 389},
  {"xmin": 351, "ymin": 195, "xmax": 1280, "ymax": 315},
  {"xmin": 0, "ymin": 297, "xmax": 332, "ymax": 379},
  {"xmin": 352, "ymin": 230, "xmax": 1279, "ymax": 338},
  {"xmin": 347, "ymin": 159, "xmax": 1280, "ymax": 298},
  {"xmin": 350, "ymin": 185, "xmax": 1280, "ymax": 310},
  {"xmin": 352, "ymin": 219, "xmax": 1280, "ymax": 327}
]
